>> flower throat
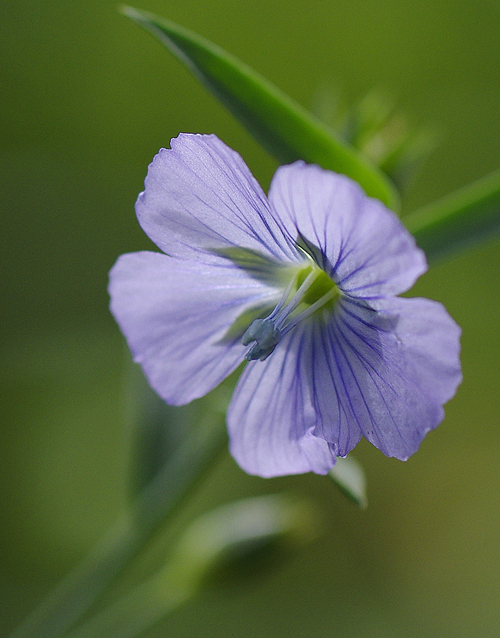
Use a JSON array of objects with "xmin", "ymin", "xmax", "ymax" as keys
[{"xmin": 242, "ymin": 265, "xmax": 339, "ymax": 361}]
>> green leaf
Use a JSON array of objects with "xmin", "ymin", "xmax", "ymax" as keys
[
  {"xmin": 120, "ymin": 6, "xmax": 400, "ymax": 211},
  {"xmin": 404, "ymin": 168, "xmax": 500, "ymax": 262},
  {"xmin": 329, "ymin": 456, "xmax": 367, "ymax": 509}
]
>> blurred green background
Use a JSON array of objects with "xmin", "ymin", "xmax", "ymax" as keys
[{"xmin": 1, "ymin": 0, "xmax": 500, "ymax": 636}]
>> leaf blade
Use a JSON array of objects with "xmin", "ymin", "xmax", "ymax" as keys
[{"xmin": 120, "ymin": 6, "xmax": 400, "ymax": 210}]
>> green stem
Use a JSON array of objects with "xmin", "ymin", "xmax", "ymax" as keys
[
  {"xmin": 404, "ymin": 168, "xmax": 500, "ymax": 262},
  {"xmin": 62, "ymin": 566, "xmax": 194, "ymax": 638},
  {"xmin": 9, "ymin": 412, "xmax": 227, "ymax": 638}
]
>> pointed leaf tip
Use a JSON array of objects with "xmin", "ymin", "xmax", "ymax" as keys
[{"xmin": 329, "ymin": 456, "xmax": 368, "ymax": 509}]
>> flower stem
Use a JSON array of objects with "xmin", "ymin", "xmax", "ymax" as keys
[
  {"xmin": 404, "ymin": 167, "xmax": 500, "ymax": 262},
  {"xmin": 9, "ymin": 406, "xmax": 227, "ymax": 638},
  {"xmin": 62, "ymin": 565, "xmax": 194, "ymax": 638}
]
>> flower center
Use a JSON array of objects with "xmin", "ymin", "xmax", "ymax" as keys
[{"xmin": 242, "ymin": 265, "xmax": 339, "ymax": 361}]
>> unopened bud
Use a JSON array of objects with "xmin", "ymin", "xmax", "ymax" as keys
[{"xmin": 168, "ymin": 494, "xmax": 320, "ymax": 588}]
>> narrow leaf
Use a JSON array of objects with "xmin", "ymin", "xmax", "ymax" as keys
[
  {"xmin": 329, "ymin": 456, "xmax": 367, "ymax": 509},
  {"xmin": 404, "ymin": 168, "xmax": 500, "ymax": 261},
  {"xmin": 120, "ymin": 6, "xmax": 400, "ymax": 211}
]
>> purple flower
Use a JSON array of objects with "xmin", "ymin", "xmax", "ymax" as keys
[{"xmin": 109, "ymin": 133, "xmax": 461, "ymax": 478}]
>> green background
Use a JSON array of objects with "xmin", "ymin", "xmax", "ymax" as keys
[{"xmin": 1, "ymin": 0, "xmax": 500, "ymax": 636}]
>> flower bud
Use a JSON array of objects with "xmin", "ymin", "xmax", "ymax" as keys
[{"xmin": 167, "ymin": 494, "xmax": 319, "ymax": 588}]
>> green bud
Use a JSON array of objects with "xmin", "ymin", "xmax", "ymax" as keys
[
  {"xmin": 329, "ymin": 456, "xmax": 368, "ymax": 509},
  {"xmin": 314, "ymin": 86, "xmax": 437, "ymax": 194},
  {"xmin": 166, "ymin": 494, "xmax": 320, "ymax": 589}
]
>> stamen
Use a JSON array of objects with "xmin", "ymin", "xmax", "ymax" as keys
[
  {"xmin": 281, "ymin": 287, "xmax": 338, "ymax": 336},
  {"xmin": 272, "ymin": 270, "xmax": 318, "ymax": 329},
  {"xmin": 266, "ymin": 273, "xmax": 298, "ymax": 322},
  {"xmin": 242, "ymin": 318, "xmax": 281, "ymax": 361},
  {"xmin": 242, "ymin": 266, "xmax": 338, "ymax": 362}
]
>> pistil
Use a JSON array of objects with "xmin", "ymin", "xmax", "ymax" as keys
[{"xmin": 242, "ymin": 266, "xmax": 339, "ymax": 361}]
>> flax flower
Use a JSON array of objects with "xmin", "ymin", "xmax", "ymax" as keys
[{"xmin": 109, "ymin": 134, "xmax": 461, "ymax": 477}]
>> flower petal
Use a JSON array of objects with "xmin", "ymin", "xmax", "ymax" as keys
[
  {"xmin": 228, "ymin": 325, "xmax": 337, "ymax": 477},
  {"xmin": 136, "ymin": 134, "xmax": 297, "ymax": 265},
  {"xmin": 309, "ymin": 297, "xmax": 462, "ymax": 460},
  {"xmin": 109, "ymin": 251, "xmax": 280, "ymax": 405},
  {"xmin": 268, "ymin": 162, "xmax": 427, "ymax": 298}
]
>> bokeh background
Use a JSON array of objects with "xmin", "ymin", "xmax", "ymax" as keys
[{"xmin": 2, "ymin": 0, "xmax": 500, "ymax": 636}]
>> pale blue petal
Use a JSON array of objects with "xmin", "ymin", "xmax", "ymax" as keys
[
  {"xmin": 268, "ymin": 162, "xmax": 427, "ymax": 298},
  {"xmin": 370, "ymin": 296, "xmax": 462, "ymax": 406},
  {"xmin": 109, "ymin": 251, "xmax": 280, "ymax": 405},
  {"xmin": 136, "ymin": 134, "xmax": 298, "ymax": 265},
  {"xmin": 305, "ymin": 319, "xmax": 363, "ymax": 457},
  {"xmin": 309, "ymin": 296, "xmax": 462, "ymax": 460},
  {"xmin": 227, "ymin": 325, "xmax": 337, "ymax": 477}
]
